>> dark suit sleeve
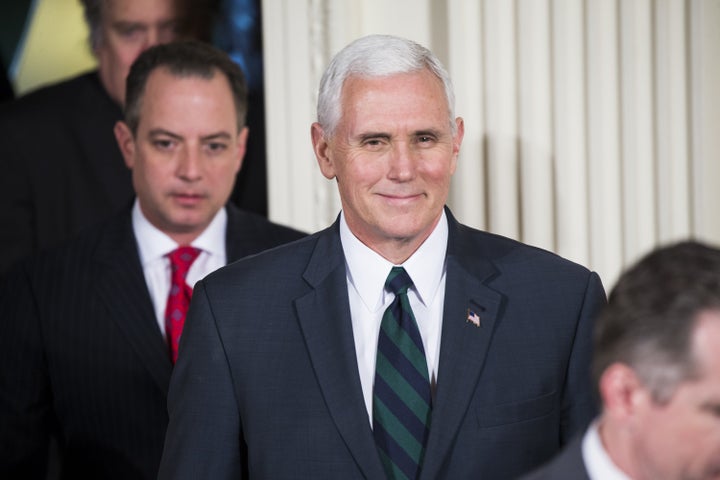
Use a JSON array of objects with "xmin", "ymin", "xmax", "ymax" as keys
[
  {"xmin": 560, "ymin": 271, "xmax": 605, "ymax": 443},
  {"xmin": 0, "ymin": 264, "xmax": 52, "ymax": 479},
  {"xmin": 0, "ymin": 114, "xmax": 35, "ymax": 274},
  {"xmin": 158, "ymin": 280, "xmax": 244, "ymax": 479}
]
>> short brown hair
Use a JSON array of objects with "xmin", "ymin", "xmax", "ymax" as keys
[
  {"xmin": 123, "ymin": 40, "xmax": 248, "ymax": 134},
  {"xmin": 593, "ymin": 241, "xmax": 720, "ymax": 403}
]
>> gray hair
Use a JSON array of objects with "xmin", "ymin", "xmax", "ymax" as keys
[
  {"xmin": 593, "ymin": 241, "xmax": 720, "ymax": 404},
  {"xmin": 316, "ymin": 34, "xmax": 456, "ymax": 138}
]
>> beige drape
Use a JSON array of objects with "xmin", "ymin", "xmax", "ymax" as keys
[{"xmin": 262, "ymin": 0, "xmax": 720, "ymax": 286}]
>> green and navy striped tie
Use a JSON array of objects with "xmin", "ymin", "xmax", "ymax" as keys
[{"xmin": 373, "ymin": 267, "xmax": 432, "ymax": 480}]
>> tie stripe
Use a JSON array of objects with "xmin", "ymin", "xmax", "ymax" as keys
[
  {"xmin": 373, "ymin": 377, "xmax": 428, "ymax": 451},
  {"xmin": 373, "ymin": 267, "xmax": 431, "ymax": 480},
  {"xmin": 381, "ymin": 301, "xmax": 428, "ymax": 369},
  {"xmin": 375, "ymin": 423, "xmax": 423, "ymax": 480},
  {"xmin": 375, "ymin": 353, "xmax": 431, "ymax": 422}
]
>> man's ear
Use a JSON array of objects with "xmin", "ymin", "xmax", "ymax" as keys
[
  {"xmin": 234, "ymin": 126, "xmax": 249, "ymax": 174},
  {"xmin": 311, "ymin": 122, "xmax": 336, "ymax": 180},
  {"xmin": 450, "ymin": 116, "xmax": 464, "ymax": 175},
  {"xmin": 114, "ymin": 121, "xmax": 136, "ymax": 169},
  {"xmin": 599, "ymin": 363, "xmax": 646, "ymax": 420}
]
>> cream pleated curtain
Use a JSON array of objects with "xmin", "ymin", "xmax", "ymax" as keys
[{"xmin": 261, "ymin": 0, "xmax": 720, "ymax": 288}]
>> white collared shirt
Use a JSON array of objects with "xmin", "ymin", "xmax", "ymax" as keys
[
  {"xmin": 132, "ymin": 200, "xmax": 228, "ymax": 337},
  {"xmin": 582, "ymin": 421, "xmax": 633, "ymax": 480},
  {"xmin": 340, "ymin": 211, "xmax": 448, "ymax": 423}
]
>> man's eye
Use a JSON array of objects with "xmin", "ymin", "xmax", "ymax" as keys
[
  {"xmin": 119, "ymin": 27, "xmax": 143, "ymax": 38},
  {"xmin": 703, "ymin": 404, "xmax": 720, "ymax": 418},
  {"xmin": 362, "ymin": 138, "xmax": 388, "ymax": 149},
  {"xmin": 153, "ymin": 139, "xmax": 174, "ymax": 149},
  {"xmin": 205, "ymin": 142, "xmax": 228, "ymax": 154}
]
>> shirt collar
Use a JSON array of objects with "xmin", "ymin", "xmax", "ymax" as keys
[
  {"xmin": 132, "ymin": 199, "xmax": 227, "ymax": 265},
  {"xmin": 582, "ymin": 420, "xmax": 633, "ymax": 480},
  {"xmin": 339, "ymin": 211, "xmax": 448, "ymax": 312}
]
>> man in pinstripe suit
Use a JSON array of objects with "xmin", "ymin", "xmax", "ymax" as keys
[{"xmin": 0, "ymin": 41, "xmax": 304, "ymax": 480}]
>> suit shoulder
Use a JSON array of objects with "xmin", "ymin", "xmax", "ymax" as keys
[
  {"xmin": 517, "ymin": 433, "xmax": 589, "ymax": 480},
  {"xmin": 455, "ymin": 222, "xmax": 593, "ymax": 276},
  {"xmin": 0, "ymin": 72, "xmax": 100, "ymax": 119},
  {"xmin": 228, "ymin": 208, "xmax": 306, "ymax": 242},
  {"xmin": 204, "ymin": 229, "xmax": 320, "ymax": 288}
]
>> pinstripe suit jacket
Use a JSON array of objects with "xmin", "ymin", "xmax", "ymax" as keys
[{"xmin": 0, "ymin": 204, "xmax": 305, "ymax": 480}]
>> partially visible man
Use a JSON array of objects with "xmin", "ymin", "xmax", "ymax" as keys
[
  {"xmin": 0, "ymin": 41, "xmax": 304, "ymax": 480},
  {"xmin": 0, "ymin": 0, "xmax": 218, "ymax": 274},
  {"xmin": 521, "ymin": 241, "xmax": 720, "ymax": 480},
  {"xmin": 158, "ymin": 34, "xmax": 605, "ymax": 480}
]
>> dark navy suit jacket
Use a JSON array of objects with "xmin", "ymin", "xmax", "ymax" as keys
[
  {"xmin": 0, "ymin": 204, "xmax": 305, "ymax": 480},
  {"xmin": 159, "ymin": 208, "xmax": 606, "ymax": 479}
]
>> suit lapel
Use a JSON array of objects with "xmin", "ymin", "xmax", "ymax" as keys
[
  {"xmin": 420, "ymin": 214, "xmax": 504, "ymax": 480},
  {"xmin": 294, "ymin": 224, "xmax": 386, "ymax": 479},
  {"xmin": 292, "ymin": 213, "xmax": 507, "ymax": 478},
  {"xmin": 94, "ymin": 212, "xmax": 173, "ymax": 394}
]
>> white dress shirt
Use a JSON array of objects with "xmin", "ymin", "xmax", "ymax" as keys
[
  {"xmin": 132, "ymin": 200, "xmax": 228, "ymax": 337},
  {"xmin": 582, "ymin": 421, "xmax": 633, "ymax": 480},
  {"xmin": 340, "ymin": 210, "xmax": 448, "ymax": 423}
]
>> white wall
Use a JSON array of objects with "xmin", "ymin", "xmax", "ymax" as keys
[{"xmin": 262, "ymin": 0, "xmax": 720, "ymax": 287}]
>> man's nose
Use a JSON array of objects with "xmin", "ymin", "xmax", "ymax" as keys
[
  {"xmin": 177, "ymin": 148, "xmax": 202, "ymax": 181},
  {"xmin": 388, "ymin": 142, "xmax": 416, "ymax": 181}
]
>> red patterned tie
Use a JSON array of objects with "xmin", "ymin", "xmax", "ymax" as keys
[{"xmin": 165, "ymin": 246, "xmax": 201, "ymax": 364}]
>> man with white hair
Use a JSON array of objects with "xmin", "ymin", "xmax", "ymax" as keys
[{"xmin": 159, "ymin": 34, "xmax": 605, "ymax": 479}]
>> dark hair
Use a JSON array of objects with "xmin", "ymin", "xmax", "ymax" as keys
[
  {"xmin": 79, "ymin": 0, "xmax": 105, "ymax": 50},
  {"xmin": 592, "ymin": 240, "xmax": 720, "ymax": 403},
  {"xmin": 124, "ymin": 40, "xmax": 248, "ymax": 134},
  {"xmin": 79, "ymin": 0, "xmax": 220, "ymax": 50}
]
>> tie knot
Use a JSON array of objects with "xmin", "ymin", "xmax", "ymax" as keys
[
  {"xmin": 385, "ymin": 266, "xmax": 413, "ymax": 296},
  {"xmin": 168, "ymin": 246, "xmax": 200, "ymax": 278}
]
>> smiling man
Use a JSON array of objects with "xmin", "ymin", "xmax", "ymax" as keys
[
  {"xmin": 159, "ymin": 35, "xmax": 606, "ymax": 480},
  {"xmin": 0, "ymin": 41, "xmax": 304, "ymax": 480}
]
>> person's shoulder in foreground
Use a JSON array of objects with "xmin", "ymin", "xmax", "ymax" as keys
[
  {"xmin": 520, "ymin": 240, "xmax": 720, "ymax": 480},
  {"xmin": 224, "ymin": 204, "xmax": 306, "ymax": 255}
]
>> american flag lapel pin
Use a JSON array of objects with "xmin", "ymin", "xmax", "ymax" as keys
[{"xmin": 466, "ymin": 308, "xmax": 481, "ymax": 327}]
